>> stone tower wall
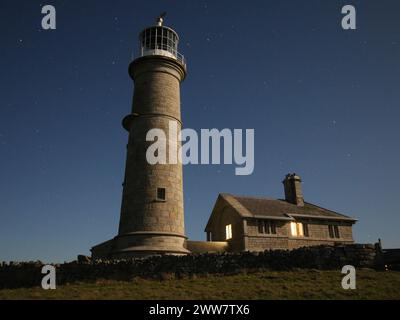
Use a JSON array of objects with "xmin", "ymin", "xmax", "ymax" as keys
[{"xmin": 114, "ymin": 55, "xmax": 188, "ymax": 256}]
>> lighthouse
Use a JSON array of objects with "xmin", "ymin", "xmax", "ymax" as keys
[{"xmin": 91, "ymin": 15, "xmax": 189, "ymax": 258}]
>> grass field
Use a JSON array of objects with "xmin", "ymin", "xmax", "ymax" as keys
[{"xmin": 1, "ymin": 269, "xmax": 399, "ymax": 300}]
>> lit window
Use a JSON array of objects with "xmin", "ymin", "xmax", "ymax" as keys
[
  {"xmin": 225, "ymin": 224, "xmax": 232, "ymax": 240},
  {"xmin": 290, "ymin": 222, "xmax": 304, "ymax": 237},
  {"xmin": 290, "ymin": 222, "xmax": 297, "ymax": 236}
]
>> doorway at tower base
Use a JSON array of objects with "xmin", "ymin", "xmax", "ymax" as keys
[{"xmin": 91, "ymin": 232, "xmax": 190, "ymax": 259}]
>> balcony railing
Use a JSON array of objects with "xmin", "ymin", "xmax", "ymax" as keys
[{"xmin": 139, "ymin": 46, "xmax": 186, "ymax": 67}]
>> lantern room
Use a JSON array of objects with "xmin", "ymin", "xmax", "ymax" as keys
[{"xmin": 138, "ymin": 14, "xmax": 185, "ymax": 66}]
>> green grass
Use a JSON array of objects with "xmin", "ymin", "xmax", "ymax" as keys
[{"xmin": 1, "ymin": 269, "xmax": 399, "ymax": 300}]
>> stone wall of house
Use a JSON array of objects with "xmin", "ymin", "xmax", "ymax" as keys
[
  {"xmin": 301, "ymin": 221, "xmax": 354, "ymax": 241},
  {"xmin": 244, "ymin": 220, "xmax": 354, "ymax": 251},
  {"xmin": 246, "ymin": 236, "xmax": 289, "ymax": 251},
  {"xmin": 207, "ymin": 205, "xmax": 244, "ymax": 243},
  {"xmin": 0, "ymin": 243, "xmax": 384, "ymax": 289}
]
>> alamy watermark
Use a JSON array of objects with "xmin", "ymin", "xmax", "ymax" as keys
[
  {"xmin": 41, "ymin": 265, "xmax": 56, "ymax": 290},
  {"xmin": 341, "ymin": 5, "xmax": 356, "ymax": 30},
  {"xmin": 41, "ymin": 5, "xmax": 56, "ymax": 30},
  {"xmin": 145, "ymin": 121, "xmax": 255, "ymax": 176},
  {"xmin": 40, "ymin": 4, "xmax": 357, "ymax": 31},
  {"xmin": 341, "ymin": 265, "xmax": 356, "ymax": 290}
]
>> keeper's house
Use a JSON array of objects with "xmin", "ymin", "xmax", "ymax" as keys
[{"xmin": 203, "ymin": 173, "xmax": 357, "ymax": 252}]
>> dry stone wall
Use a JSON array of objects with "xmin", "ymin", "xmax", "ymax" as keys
[{"xmin": 0, "ymin": 243, "xmax": 384, "ymax": 289}]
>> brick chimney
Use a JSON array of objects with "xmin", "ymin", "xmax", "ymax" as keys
[{"xmin": 282, "ymin": 173, "xmax": 304, "ymax": 206}]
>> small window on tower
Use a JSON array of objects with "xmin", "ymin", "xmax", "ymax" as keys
[{"xmin": 157, "ymin": 188, "xmax": 166, "ymax": 201}]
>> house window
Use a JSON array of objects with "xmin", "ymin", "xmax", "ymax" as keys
[
  {"xmin": 328, "ymin": 225, "xmax": 340, "ymax": 238},
  {"xmin": 264, "ymin": 221, "xmax": 277, "ymax": 234},
  {"xmin": 258, "ymin": 220, "xmax": 264, "ymax": 233},
  {"xmin": 303, "ymin": 223, "xmax": 309, "ymax": 237},
  {"xmin": 156, "ymin": 188, "xmax": 166, "ymax": 201},
  {"xmin": 328, "ymin": 225, "xmax": 334, "ymax": 238},
  {"xmin": 334, "ymin": 225, "xmax": 340, "ymax": 238},
  {"xmin": 290, "ymin": 222, "xmax": 304, "ymax": 237},
  {"xmin": 270, "ymin": 221, "xmax": 277, "ymax": 234},
  {"xmin": 257, "ymin": 220, "xmax": 277, "ymax": 234},
  {"xmin": 225, "ymin": 224, "xmax": 232, "ymax": 240},
  {"xmin": 264, "ymin": 221, "xmax": 270, "ymax": 234}
]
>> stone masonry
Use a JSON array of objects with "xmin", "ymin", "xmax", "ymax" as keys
[{"xmin": 91, "ymin": 22, "xmax": 189, "ymax": 258}]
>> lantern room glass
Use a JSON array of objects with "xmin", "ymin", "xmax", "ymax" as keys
[{"xmin": 140, "ymin": 26, "xmax": 178, "ymax": 57}]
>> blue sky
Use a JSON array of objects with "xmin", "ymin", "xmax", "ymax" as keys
[{"xmin": 0, "ymin": 0, "xmax": 399, "ymax": 262}]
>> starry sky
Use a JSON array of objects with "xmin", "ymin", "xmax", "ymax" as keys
[{"xmin": 1, "ymin": 0, "xmax": 399, "ymax": 262}]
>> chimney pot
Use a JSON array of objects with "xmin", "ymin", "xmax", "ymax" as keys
[{"xmin": 282, "ymin": 173, "xmax": 304, "ymax": 206}]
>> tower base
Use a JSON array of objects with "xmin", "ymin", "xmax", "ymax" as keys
[{"xmin": 91, "ymin": 231, "xmax": 190, "ymax": 259}]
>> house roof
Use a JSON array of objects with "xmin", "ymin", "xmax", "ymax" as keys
[{"xmin": 223, "ymin": 193, "xmax": 356, "ymax": 221}]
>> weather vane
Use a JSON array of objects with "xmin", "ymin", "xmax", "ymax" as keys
[{"xmin": 156, "ymin": 12, "xmax": 167, "ymax": 26}]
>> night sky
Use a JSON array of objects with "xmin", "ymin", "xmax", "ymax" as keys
[{"xmin": 1, "ymin": 0, "xmax": 399, "ymax": 262}]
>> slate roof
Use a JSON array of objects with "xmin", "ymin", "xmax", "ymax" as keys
[{"xmin": 218, "ymin": 193, "xmax": 357, "ymax": 222}]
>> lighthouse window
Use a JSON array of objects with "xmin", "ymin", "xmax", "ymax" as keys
[
  {"xmin": 162, "ymin": 36, "xmax": 168, "ymax": 49},
  {"xmin": 157, "ymin": 188, "xmax": 166, "ymax": 201}
]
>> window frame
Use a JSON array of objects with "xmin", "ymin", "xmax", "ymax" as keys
[
  {"xmin": 303, "ymin": 223, "xmax": 309, "ymax": 237},
  {"xmin": 290, "ymin": 222, "xmax": 304, "ymax": 237},
  {"xmin": 264, "ymin": 221, "xmax": 271, "ymax": 234},
  {"xmin": 334, "ymin": 225, "xmax": 340, "ymax": 238},
  {"xmin": 225, "ymin": 224, "xmax": 232, "ymax": 240},
  {"xmin": 257, "ymin": 219, "xmax": 277, "ymax": 235},
  {"xmin": 156, "ymin": 187, "xmax": 166, "ymax": 201},
  {"xmin": 328, "ymin": 225, "xmax": 335, "ymax": 238},
  {"xmin": 257, "ymin": 220, "xmax": 264, "ymax": 233}
]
